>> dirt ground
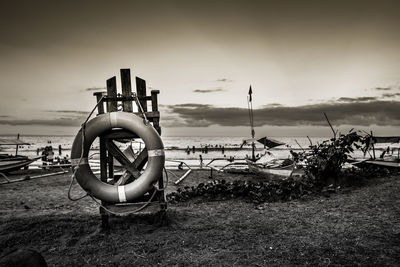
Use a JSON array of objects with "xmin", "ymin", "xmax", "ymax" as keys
[{"xmin": 0, "ymin": 168, "xmax": 399, "ymax": 266}]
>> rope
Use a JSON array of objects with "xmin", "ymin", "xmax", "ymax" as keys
[
  {"xmin": 88, "ymin": 167, "xmax": 169, "ymax": 216},
  {"xmin": 68, "ymin": 95, "xmax": 105, "ymax": 201},
  {"xmin": 132, "ymin": 92, "xmax": 149, "ymax": 125}
]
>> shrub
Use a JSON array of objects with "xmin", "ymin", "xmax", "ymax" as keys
[{"xmin": 298, "ymin": 131, "xmax": 364, "ymax": 186}]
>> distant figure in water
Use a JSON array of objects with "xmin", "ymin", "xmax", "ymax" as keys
[
  {"xmin": 58, "ymin": 144, "xmax": 62, "ymax": 155},
  {"xmin": 41, "ymin": 147, "xmax": 49, "ymax": 169},
  {"xmin": 199, "ymin": 155, "xmax": 203, "ymax": 169},
  {"xmin": 186, "ymin": 146, "xmax": 190, "ymax": 155},
  {"xmin": 221, "ymin": 146, "xmax": 225, "ymax": 154},
  {"xmin": 192, "ymin": 145, "xmax": 196, "ymax": 153}
]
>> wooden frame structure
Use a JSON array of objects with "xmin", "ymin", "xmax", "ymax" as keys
[{"xmin": 92, "ymin": 68, "xmax": 166, "ymax": 229}]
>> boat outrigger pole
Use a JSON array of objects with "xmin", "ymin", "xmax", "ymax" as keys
[{"xmin": 247, "ymin": 85, "xmax": 256, "ymax": 161}]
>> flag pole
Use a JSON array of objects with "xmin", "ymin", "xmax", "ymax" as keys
[{"xmin": 248, "ymin": 85, "xmax": 255, "ymax": 161}]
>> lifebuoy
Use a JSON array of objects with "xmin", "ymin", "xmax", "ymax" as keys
[{"xmin": 71, "ymin": 112, "xmax": 165, "ymax": 203}]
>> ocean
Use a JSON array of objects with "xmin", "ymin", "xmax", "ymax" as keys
[{"xmin": 0, "ymin": 135, "xmax": 392, "ymax": 169}]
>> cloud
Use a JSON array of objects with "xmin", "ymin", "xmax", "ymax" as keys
[
  {"xmin": 263, "ymin": 103, "xmax": 283, "ymax": 107},
  {"xmin": 85, "ymin": 87, "xmax": 106, "ymax": 92},
  {"xmin": 193, "ymin": 87, "xmax": 225, "ymax": 93},
  {"xmin": 382, "ymin": 93, "xmax": 400, "ymax": 98},
  {"xmin": 337, "ymin": 97, "xmax": 378, "ymax": 102},
  {"xmin": 45, "ymin": 110, "xmax": 90, "ymax": 115},
  {"xmin": 375, "ymin": 87, "xmax": 392, "ymax": 91},
  {"xmin": 0, "ymin": 110, "xmax": 90, "ymax": 127},
  {"xmin": 165, "ymin": 101, "xmax": 400, "ymax": 127},
  {"xmin": 0, "ymin": 118, "xmax": 83, "ymax": 127},
  {"xmin": 216, "ymin": 78, "xmax": 233, "ymax": 82},
  {"xmin": 2, "ymin": 101, "xmax": 400, "ymax": 129}
]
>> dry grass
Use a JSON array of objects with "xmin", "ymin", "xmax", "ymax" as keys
[{"xmin": 0, "ymin": 169, "xmax": 399, "ymax": 266}]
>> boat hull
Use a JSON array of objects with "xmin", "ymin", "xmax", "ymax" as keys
[
  {"xmin": 0, "ymin": 156, "xmax": 40, "ymax": 173},
  {"xmin": 351, "ymin": 159, "xmax": 400, "ymax": 168},
  {"xmin": 247, "ymin": 160, "xmax": 304, "ymax": 180}
]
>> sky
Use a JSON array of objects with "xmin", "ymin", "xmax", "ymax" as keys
[{"xmin": 0, "ymin": 0, "xmax": 399, "ymax": 137}]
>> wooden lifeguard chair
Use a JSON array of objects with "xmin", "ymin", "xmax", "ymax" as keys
[{"xmin": 92, "ymin": 68, "xmax": 166, "ymax": 230}]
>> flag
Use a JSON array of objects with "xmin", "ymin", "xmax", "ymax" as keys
[{"xmin": 248, "ymin": 85, "xmax": 252, "ymax": 102}]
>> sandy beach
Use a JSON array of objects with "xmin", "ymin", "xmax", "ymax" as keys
[{"xmin": 1, "ymin": 168, "xmax": 399, "ymax": 266}]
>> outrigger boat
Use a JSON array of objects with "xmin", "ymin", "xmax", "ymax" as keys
[
  {"xmin": 244, "ymin": 86, "xmax": 304, "ymax": 180},
  {"xmin": 350, "ymin": 135, "xmax": 400, "ymax": 169},
  {"xmin": 0, "ymin": 138, "xmax": 41, "ymax": 173},
  {"xmin": 247, "ymin": 157, "xmax": 304, "ymax": 180}
]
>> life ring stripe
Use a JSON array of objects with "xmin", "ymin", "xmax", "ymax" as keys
[
  {"xmin": 71, "ymin": 158, "xmax": 89, "ymax": 166},
  {"xmin": 148, "ymin": 149, "xmax": 165, "ymax": 157},
  {"xmin": 110, "ymin": 112, "xmax": 118, "ymax": 127},
  {"xmin": 118, "ymin": 186, "xmax": 127, "ymax": 202}
]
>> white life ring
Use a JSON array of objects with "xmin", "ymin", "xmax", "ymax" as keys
[{"xmin": 70, "ymin": 112, "xmax": 165, "ymax": 203}]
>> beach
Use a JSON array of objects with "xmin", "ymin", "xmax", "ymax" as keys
[{"xmin": 1, "ymin": 168, "xmax": 399, "ymax": 266}]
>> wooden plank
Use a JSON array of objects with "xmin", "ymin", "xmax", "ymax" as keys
[
  {"xmin": 133, "ymin": 111, "xmax": 160, "ymax": 119},
  {"xmin": 108, "ymin": 150, "xmax": 114, "ymax": 180},
  {"xmin": 113, "ymin": 148, "xmax": 148, "ymax": 185},
  {"xmin": 131, "ymin": 149, "xmax": 148, "ymax": 171},
  {"xmin": 151, "ymin": 90, "xmax": 161, "ymax": 134},
  {"xmin": 135, "ymin": 77, "xmax": 147, "ymax": 112},
  {"xmin": 104, "ymin": 201, "xmax": 163, "ymax": 214},
  {"xmin": 120, "ymin": 69, "xmax": 133, "ymax": 112},
  {"xmin": 103, "ymin": 96, "xmax": 151, "ymax": 102},
  {"xmin": 93, "ymin": 92, "xmax": 105, "ymax": 114},
  {"xmin": 103, "ymin": 129, "xmax": 139, "ymax": 140},
  {"xmin": 106, "ymin": 76, "xmax": 118, "ymax": 112},
  {"xmin": 106, "ymin": 141, "xmax": 141, "ymax": 179},
  {"xmin": 151, "ymin": 90, "xmax": 160, "ymax": 111}
]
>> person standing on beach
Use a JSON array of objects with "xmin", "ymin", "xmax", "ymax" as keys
[
  {"xmin": 199, "ymin": 155, "xmax": 203, "ymax": 169},
  {"xmin": 58, "ymin": 144, "xmax": 62, "ymax": 155},
  {"xmin": 48, "ymin": 147, "xmax": 54, "ymax": 165},
  {"xmin": 41, "ymin": 148, "xmax": 48, "ymax": 169}
]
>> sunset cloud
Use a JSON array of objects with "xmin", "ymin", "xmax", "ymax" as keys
[
  {"xmin": 84, "ymin": 87, "xmax": 106, "ymax": 92},
  {"xmin": 374, "ymin": 87, "xmax": 392, "ymax": 91},
  {"xmin": 337, "ymin": 97, "xmax": 378, "ymax": 102},
  {"xmin": 0, "ymin": 100, "xmax": 399, "ymax": 129},
  {"xmin": 216, "ymin": 78, "xmax": 233, "ymax": 82},
  {"xmin": 193, "ymin": 87, "xmax": 225, "ymax": 93},
  {"xmin": 165, "ymin": 101, "xmax": 400, "ymax": 127},
  {"xmin": 382, "ymin": 93, "xmax": 400, "ymax": 98}
]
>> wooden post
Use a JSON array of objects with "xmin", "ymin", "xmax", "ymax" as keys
[
  {"xmin": 15, "ymin": 133, "xmax": 19, "ymax": 156},
  {"xmin": 106, "ymin": 77, "xmax": 118, "ymax": 112},
  {"xmin": 120, "ymin": 69, "xmax": 133, "ymax": 112},
  {"xmin": 97, "ymin": 87, "xmax": 111, "ymax": 230},
  {"xmin": 151, "ymin": 90, "xmax": 161, "ymax": 134},
  {"xmin": 371, "ymin": 131, "xmax": 376, "ymax": 160},
  {"xmin": 105, "ymin": 76, "xmax": 117, "ymax": 227},
  {"xmin": 135, "ymin": 77, "xmax": 147, "ymax": 112},
  {"xmin": 100, "ymin": 137, "xmax": 109, "ymax": 231}
]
